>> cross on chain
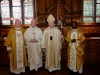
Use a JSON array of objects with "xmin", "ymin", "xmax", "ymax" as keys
[
  {"xmin": 73, "ymin": 33, "xmax": 75, "ymax": 39},
  {"xmin": 33, "ymin": 30, "xmax": 35, "ymax": 39}
]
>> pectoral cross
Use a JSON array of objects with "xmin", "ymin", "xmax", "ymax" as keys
[
  {"xmin": 73, "ymin": 32, "xmax": 77, "ymax": 39},
  {"xmin": 33, "ymin": 30, "xmax": 35, "ymax": 39},
  {"xmin": 17, "ymin": 33, "xmax": 21, "ymax": 37},
  {"xmin": 50, "ymin": 30, "xmax": 53, "ymax": 40},
  {"xmin": 50, "ymin": 36, "xmax": 52, "ymax": 40},
  {"xmin": 73, "ymin": 33, "xmax": 75, "ymax": 39}
]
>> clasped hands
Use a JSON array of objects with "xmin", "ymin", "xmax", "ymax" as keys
[
  {"xmin": 71, "ymin": 39, "xmax": 76, "ymax": 43},
  {"xmin": 30, "ymin": 39, "xmax": 38, "ymax": 43}
]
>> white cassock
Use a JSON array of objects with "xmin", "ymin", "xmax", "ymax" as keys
[
  {"xmin": 69, "ymin": 29, "xmax": 83, "ymax": 73},
  {"xmin": 7, "ymin": 28, "xmax": 25, "ymax": 74},
  {"xmin": 24, "ymin": 26, "xmax": 43, "ymax": 71},
  {"xmin": 41, "ymin": 27, "xmax": 62, "ymax": 72}
]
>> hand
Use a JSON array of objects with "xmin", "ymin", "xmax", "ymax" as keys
[
  {"xmin": 71, "ymin": 39, "xmax": 76, "ymax": 43},
  {"xmin": 30, "ymin": 39, "xmax": 38, "ymax": 43},
  {"xmin": 8, "ymin": 50, "xmax": 12, "ymax": 53},
  {"xmin": 60, "ymin": 35, "xmax": 64, "ymax": 40},
  {"xmin": 61, "ymin": 35, "xmax": 64, "ymax": 43}
]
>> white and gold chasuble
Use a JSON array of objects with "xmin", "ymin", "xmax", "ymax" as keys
[
  {"xmin": 69, "ymin": 29, "xmax": 82, "ymax": 73},
  {"xmin": 70, "ymin": 30, "xmax": 77, "ymax": 71},
  {"xmin": 4, "ymin": 27, "xmax": 27, "ymax": 74},
  {"xmin": 42, "ymin": 27, "xmax": 62, "ymax": 72},
  {"xmin": 10, "ymin": 28, "xmax": 25, "ymax": 74},
  {"xmin": 16, "ymin": 29, "xmax": 23, "ymax": 68},
  {"xmin": 49, "ymin": 29, "xmax": 55, "ymax": 67}
]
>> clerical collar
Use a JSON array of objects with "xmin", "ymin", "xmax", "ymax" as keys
[
  {"xmin": 72, "ymin": 29, "xmax": 77, "ymax": 32},
  {"xmin": 49, "ymin": 26, "xmax": 55, "ymax": 29},
  {"xmin": 15, "ymin": 27, "xmax": 21, "ymax": 31},
  {"xmin": 31, "ymin": 26, "xmax": 37, "ymax": 29}
]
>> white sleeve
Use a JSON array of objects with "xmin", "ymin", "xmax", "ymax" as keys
[
  {"xmin": 7, "ymin": 47, "xmax": 12, "ymax": 51},
  {"xmin": 76, "ymin": 40, "xmax": 79, "ymax": 46},
  {"xmin": 41, "ymin": 30, "xmax": 46, "ymax": 48},
  {"xmin": 24, "ymin": 29, "xmax": 31, "ymax": 45},
  {"xmin": 69, "ymin": 42, "xmax": 72, "ymax": 46}
]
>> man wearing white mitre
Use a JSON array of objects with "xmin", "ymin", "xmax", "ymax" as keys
[
  {"xmin": 41, "ymin": 14, "xmax": 64, "ymax": 72},
  {"xmin": 24, "ymin": 18, "xmax": 43, "ymax": 71}
]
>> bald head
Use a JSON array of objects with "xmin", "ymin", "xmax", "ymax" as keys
[
  {"xmin": 15, "ymin": 19, "xmax": 21, "ymax": 28},
  {"xmin": 31, "ymin": 18, "xmax": 36, "ymax": 28}
]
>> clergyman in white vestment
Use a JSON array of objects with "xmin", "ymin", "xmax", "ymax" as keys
[
  {"xmin": 41, "ymin": 14, "xmax": 63, "ymax": 72},
  {"xmin": 24, "ymin": 18, "xmax": 43, "ymax": 71}
]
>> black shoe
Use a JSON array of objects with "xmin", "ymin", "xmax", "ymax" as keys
[
  {"xmin": 25, "ymin": 67, "xmax": 30, "ymax": 72},
  {"xmin": 52, "ymin": 71, "xmax": 57, "ymax": 73},
  {"xmin": 69, "ymin": 70, "xmax": 74, "ymax": 75},
  {"xmin": 73, "ymin": 71, "xmax": 79, "ymax": 75}
]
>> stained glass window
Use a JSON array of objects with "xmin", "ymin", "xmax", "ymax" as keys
[
  {"xmin": 24, "ymin": 0, "xmax": 34, "ymax": 24},
  {"xmin": 97, "ymin": 0, "xmax": 100, "ymax": 3},
  {"xmin": 96, "ymin": 0, "xmax": 100, "ymax": 22},
  {"xmin": 12, "ymin": 0, "xmax": 21, "ymax": 24},
  {"xmin": 83, "ymin": 0, "xmax": 94, "ymax": 23},
  {"xmin": 1, "ymin": 0, "xmax": 10, "ymax": 25},
  {"xmin": 83, "ymin": 0, "xmax": 100, "ymax": 23},
  {"xmin": 0, "ymin": 0, "xmax": 35, "ymax": 25}
]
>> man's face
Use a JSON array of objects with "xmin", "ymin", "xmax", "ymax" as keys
[
  {"xmin": 15, "ymin": 20, "xmax": 21, "ymax": 28},
  {"xmin": 31, "ymin": 20, "xmax": 36, "ymax": 28},
  {"xmin": 48, "ymin": 22, "xmax": 55, "ymax": 28},
  {"xmin": 72, "ymin": 23, "xmax": 77, "ymax": 29}
]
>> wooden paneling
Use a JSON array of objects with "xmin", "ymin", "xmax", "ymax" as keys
[
  {"xmin": 37, "ymin": 0, "xmax": 46, "ymax": 13},
  {"xmin": 37, "ymin": 0, "xmax": 83, "ymax": 24},
  {"xmin": 72, "ymin": 0, "xmax": 82, "ymax": 12},
  {"xmin": 0, "ymin": 41, "xmax": 9, "ymax": 65},
  {"xmin": 84, "ymin": 39, "xmax": 100, "ymax": 65},
  {"xmin": 45, "ymin": 0, "xmax": 54, "ymax": 10}
]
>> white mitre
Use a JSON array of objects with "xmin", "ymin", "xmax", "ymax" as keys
[{"xmin": 47, "ymin": 14, "xmax": 55, "ymax": 23}]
